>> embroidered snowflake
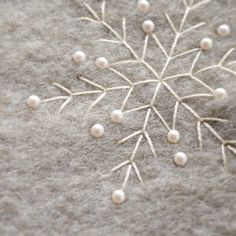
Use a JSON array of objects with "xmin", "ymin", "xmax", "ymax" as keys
[{"xmin": 27, "ymin": 0, "xmax": 236, "ymax": 204}]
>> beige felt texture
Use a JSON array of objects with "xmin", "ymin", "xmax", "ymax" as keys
[{"xmin": 1, "ymin": 0, "xmax": 236, "ymax": 235}]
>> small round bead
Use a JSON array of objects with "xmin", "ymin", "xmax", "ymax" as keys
[
  {"xmin": 95, "ymin": 57, "xmax": 108, "ymax": 69},
  {"xmin": 167, "ymin": 129, "xmax": 180, "ymax": 144},
  {"xmin": 217, "ymin": 24, "xmax": 230, "ymax": 37},
  {"xmin": 111, "ymin": 110, "xmax": 124, "ymax": 124},
  {"xmin": 214, "ymin": 88, "xmax": 228, "ymax": 100},
  {"xmin": 137, "ymin": 0, "xmax": 150, "ymax": 13},
  {"xmin": 26, "ymin": 95, "xmax": 41, "ymax": 109},
  {"xmin": 142, "ymin": 20, "xmax": 155, "ymax": 34},
  {"xmin": 174, "ymin": 152, "xmax": 188, "ymax": 167},
  {"xmin": 72, "ymin": 51, "xmax": 86, "ymax": 64},
  {"xmin": 112, "ymin": 189, "xmax": 126, "ymax": 205},
  {"xmin": 91, "ymin": 124, "xmax": 104, "ymax": 138},
  {"xmin": 200, "ymin": 37, "xmax": 213, "ymax": 51}
]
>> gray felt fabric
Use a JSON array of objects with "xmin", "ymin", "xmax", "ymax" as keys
[{"xmin": 1, "ymin": 0, "xmax": 236, "ymax": 235}]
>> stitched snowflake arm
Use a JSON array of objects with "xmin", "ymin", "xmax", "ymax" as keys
[
  {"xmin": 195, "ymin": 48, "xmax": 236, "ymax": 76},
  {"xmin": 39, "ymin": 71, "xmax": 134, "ymax": 113}
]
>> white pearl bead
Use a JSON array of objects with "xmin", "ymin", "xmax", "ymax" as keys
[
  {"xmin": 214, "ymin": 88, "xmax": 228, "ymax": 100},
  {"xmin": 200, "ymin": 37, "xmax": 213, "ymax": 51},
  {"xmin": 112, "ymin": 189, "xmax": 126, "ymax": 205},
  {"xmin": 91, "ymin": 124, "xmax": 104, "ymax": 138},
  {"xmin": 174, "ymin": 152, "xmax": 188, "ymax": 167},
  {"xmin": 142, "ymin": 20, "xmax": 155, "ymax": 34},
  {"xmin": 137, "ymin": 0, "xmax": 150, "ymax": 13},
  {"xmin": 217, "ymin": 24, "xmax": 230, "ymax": 37},
  {"xmin": 26, "ymin": 95, "xmax": 41, "ymax": 109},
  {"xmin": 95, "ymin": 57, "xmax": 108, "ymax": 69},
  {"xmin": 72, "ymin": 51, "xmax": 86, "ymax": 64},
  {"xmin": 111, "ymin": 110, "xmax": 124, "ymax": 124},
  {"xmin": 167, "ymin": 129, "xmax": 180, "ymax": 144}
]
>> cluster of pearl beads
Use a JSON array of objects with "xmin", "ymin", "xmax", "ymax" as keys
[
  {"xmin": 199, "ymin": 24, "xmax": 230, "ymax": 51},
  {"xmin": 198, "ymin": 26, "xmax": 229, "ymax": 100},
  {"xmin": 90, "ymin": 110, "xmax": 124, "ymax": 139},
  {"xmin": 167, "ymin": 130, "xmax": 188, "ymax": 167}
]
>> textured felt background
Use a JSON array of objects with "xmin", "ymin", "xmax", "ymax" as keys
[{"xmin": 1, "ymin": 0, "xmax": 236, "ymax": 235}]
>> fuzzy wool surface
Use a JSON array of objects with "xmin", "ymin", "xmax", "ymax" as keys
[{"xmin": 1, "ymin": 0, "xmax": 236, "ymax": 235}]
